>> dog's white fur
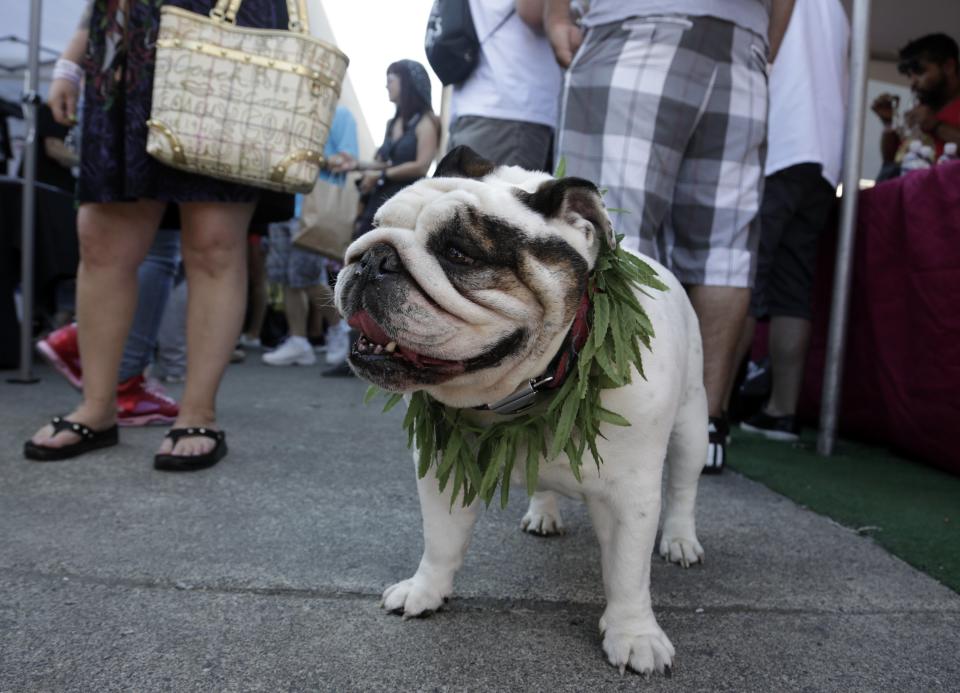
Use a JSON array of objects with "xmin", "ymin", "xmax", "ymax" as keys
[{"xmin": 337, "ymin": 164, "xmax": 706, "ymax": 675}]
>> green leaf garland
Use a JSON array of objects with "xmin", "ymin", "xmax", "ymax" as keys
[{"xmin": 368, "ymin": 234, "xmax": 667, "ymax": 509}]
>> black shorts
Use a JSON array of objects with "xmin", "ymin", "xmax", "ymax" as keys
[{"xmin": 750, "ymin": 163, "xmax": 837, "ymax": 320}]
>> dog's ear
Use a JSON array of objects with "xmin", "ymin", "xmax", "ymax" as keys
[
  {"xmin": 517, "ymin": 177, "xmax": 615, "ymax": 250},
  {"xmin": 434, "ymin": 145, "xmax": 496, "ymax": 179}
]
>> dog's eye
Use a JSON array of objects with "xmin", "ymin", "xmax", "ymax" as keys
[{"xmin": 443, "ymin": 244, "xmax": 476, "ymax": 266}]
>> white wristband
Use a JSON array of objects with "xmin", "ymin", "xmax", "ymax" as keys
[{"xmin": 53, "ymin": 58, "xmax": 84, "ymax": 86}]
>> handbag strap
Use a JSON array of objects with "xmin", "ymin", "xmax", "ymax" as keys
[{"xmin": 210, "ymin": 0, "xmax": 310, "ymax": 33}]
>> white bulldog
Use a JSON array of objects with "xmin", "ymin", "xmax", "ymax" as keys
[{"xmin": 335, "ymin": 147, "xmax": 707, "ymax": 675}]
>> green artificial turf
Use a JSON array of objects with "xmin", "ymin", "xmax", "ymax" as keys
[{"xmin": 728, "ymin": 429, "xmax": 960, "ymax": 594}]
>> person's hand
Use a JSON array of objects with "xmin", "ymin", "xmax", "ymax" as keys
[
  {"xmin": 871, "ymin": 93, "xmax": 899, "ymax": 126},
  {"xmin": 359, "ymin": 171, "xmax": 379, "ymax": 194},
  {"xmin": 544, "ymin": 4, "xmax": 583, "ymax": 68},
  {"xmin": 905, "ymin": 103, "xmax": 941, "ymax": 135},
  {"xmin": 328, "ymin": 151, "xmax": 357, "ymax": 174},
  {"xmin": 48, "ymin": 78, "xmax": 80, "ymax": 126}
]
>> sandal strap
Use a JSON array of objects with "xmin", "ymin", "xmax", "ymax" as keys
[
  {"xmin": 164, "ymin": 427, "xmax": 225, "ymax": 444},
  {"xmin": 50, "ymin": 416, "xmax": 97, "ymax": 440}
]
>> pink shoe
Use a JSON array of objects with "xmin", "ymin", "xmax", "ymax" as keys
[
  {"xmin": 35, "ymin": 323, "xmax": 82, "ymax": 390},
  {"xmin": 116, "ymin": 375, "xmax": 179, "ymax": 427}
]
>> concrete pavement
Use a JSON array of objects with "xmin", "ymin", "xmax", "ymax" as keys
[{"xmin": 2, "ymin": 357, "xmax": 958, "ymax": 692}]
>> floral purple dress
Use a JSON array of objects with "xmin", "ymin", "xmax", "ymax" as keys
[{"xmin": 79, "ymin": 0, "xmax": 289, "ymax": 203}]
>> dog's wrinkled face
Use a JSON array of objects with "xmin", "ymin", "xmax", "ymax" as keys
[{"xmin": 335, "ymin": 146, "xmax": 614, "ymax": 408}]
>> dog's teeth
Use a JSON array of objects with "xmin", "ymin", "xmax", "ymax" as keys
[{"xmin": 385, "ymin": 341, "xmax": 396, "ymax": 353}]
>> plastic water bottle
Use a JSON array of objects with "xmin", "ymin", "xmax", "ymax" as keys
[
  {"xmin": 921, "ymin": 145, "xmax": 936, "ymax": 165},
  {"xmin": 937, "ymin": 142, "xmax": 958, "ymax": 165},
  {"xmin": 900, "ymin": 140, "xmax": 931, "ymax": 173}
]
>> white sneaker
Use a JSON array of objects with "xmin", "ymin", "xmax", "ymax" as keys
[
  {"xmin": 238, "ymin": 334, "xmax": 261, "ymax": 349},
  {"xmin": 262, "ymin": 337, "xmax": 316, "ymax": 366},
  {"xmin": 325, "ymin": 323, "xmax": 351, "ymax": 365}
]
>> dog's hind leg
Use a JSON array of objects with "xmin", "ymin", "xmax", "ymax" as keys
[
  {"xmin": 381, "ymin": 451, "xmax": 480, "ymax": 618},
  {"xmin": 521, "ymin": 491, "xmax": 565, "ymax": 536},
  {"xmin": 658, "ymin": 368, "xmax": 707, "ymax": 567}
]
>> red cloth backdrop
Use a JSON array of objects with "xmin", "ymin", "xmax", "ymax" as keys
[{"xmin": 798, "ymin": 161, "xmax": 960, "ymax": 475}]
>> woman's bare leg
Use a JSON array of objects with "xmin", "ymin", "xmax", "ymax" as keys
[
  {"xmin": 158, "ymin": 201, "xmax": 255, "ymax": 457},
  {"xmin": 244, "ymin": 234, "xmax": 268, "ymax": 341},
  {"xmin": 31, "ymin": 200, "xmax": 164, "ymax": 447}
]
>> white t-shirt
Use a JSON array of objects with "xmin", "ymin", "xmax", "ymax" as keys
[
  {"xmin": 765, "ymin": 0, "xmax": 849, "ymax": 186},
  {"xmin": 451, "ymin": 0, "xmax": 563, "ymax": 128},
  {"xmin": 583, "ymin": 0, "xmax": 770, "ymax": 40}
]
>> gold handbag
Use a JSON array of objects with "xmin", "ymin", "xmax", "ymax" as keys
[
  {"xmin": 146, "ymin": 0, "xmax": 349, "ymax": 193},
  {"xmin": 292, "ymin": 176, "xmax": 360, "ymax": 261}
]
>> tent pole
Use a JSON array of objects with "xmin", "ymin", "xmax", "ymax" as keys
[
  {"xmin": 12, "ymin": 0, "xmax": 43, "ymax": 384},
  {"xmin": 817, "ymin": 0, "xmax": 871, "ymax": 455}
]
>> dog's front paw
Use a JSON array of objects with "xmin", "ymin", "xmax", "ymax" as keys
[
  {"xmin": 600, "ymin": 616, "xmax": 675, "ymax": 676},
  {"xmin": 381, "ymin": 576, "xmax": 449, "ymax": 619},
  {"xmin": 658, "ymin": 528, "xmax": 704, "ymax": 568}
]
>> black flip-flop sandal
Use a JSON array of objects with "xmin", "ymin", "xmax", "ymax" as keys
[
  {"xmin": 153, "ymin": 427, "xmax": 227, "ymax": 472},
  {"xmin": 24, "ymin": 416, "xmax": 119, "ymax": 461}
]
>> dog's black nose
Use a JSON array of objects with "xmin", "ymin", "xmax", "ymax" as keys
[{"xmin": 358, "ymin": 242, "xmax": 403, "ymax": 278}]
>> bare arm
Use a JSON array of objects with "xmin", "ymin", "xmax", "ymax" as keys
[
  {"xmin": 328, "ymin": 151, "xmax": 387, "ymax": 173},
  {"xmin": 78, "ymin": 0, "xmax": 93, "ymax": 32},
  {"xmin": 47, "ymin": 3, "xmax": 91, "ymax": 125},
  {"xmin": 880, "ymin": 128, "xmax": 901, "ymax": 164},
  {"xmin": 767, "ymin": 0, "xmax": 795, "ymax": 63},
  {"xmin": 543, "ymin": 0, "xmax": 583, "ymax": 68},
  {"xmin": 330, "ymin": 121, "xmax": 391, "ymax": 174},
  {"xmin": 62, "ymin": 25, "xmax": 89, "ymax": 65},
  {"xmin": 383, "ymin": 117, "xmax": 440, "ymax": 182},
  {"xmin": 517, "ymin": 0, "xmax": 546, "ymax": 32},
  {"xmin": 44, "ymin": 136, "xmax": 79, "ymax": 168},
  {"xmin": 47, "ymin": 26, "xmax": 89, "ymax": 125}
]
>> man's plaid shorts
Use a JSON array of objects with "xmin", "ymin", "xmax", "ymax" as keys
[{"xmin": 557, "ymin": 14, "xmax": 769, "ymax": 287}]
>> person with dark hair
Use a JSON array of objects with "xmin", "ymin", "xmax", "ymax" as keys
[
  {"xmin": 871, "ymin": 33, "xmax": 960, "ymax": 178},
  {"xmin": 330, "ymin": 59, "xmax": 441, "ymax": 237}
]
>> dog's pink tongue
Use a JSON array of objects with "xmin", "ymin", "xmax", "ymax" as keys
[
  {"xmin": 348, "ymin": 310, "xmax": 391, "ymax": 346},
  {"xmin": 398, "ymin": 345, "xmax": 423, "ymax": 366}
]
